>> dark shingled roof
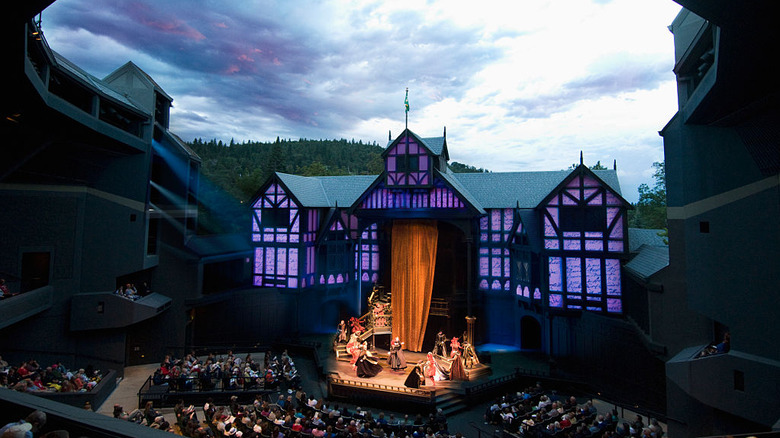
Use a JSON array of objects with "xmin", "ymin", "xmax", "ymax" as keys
[
  {"xmin": 276, "ymin": 167, "xmax": 622, "ymax": 212},
  {"xmin": 421, "ymin": 137, "xmax": 446, "ymax": 156},
  {"xmin": 385, "ymin": 133, "xmax": 446, "ymax": 157},
  {"xmin": 53, "ymin": 51, "xmax": 146, "ymax": 114},
  {"xmin": 436, "ymin": 169, "xmax": 486, "ymax": 214},
  {"xmin": 450, "ymin": 169, "xmax": 622, "ymax": 209},
  {"xmin": 624, "ymin": 244, "xmax": 669, "ymax": 281},
  {"xmin": 276, "ymin": 173, "xmax": 377, "ymax": 208},
  {"xmin": 628, "ymin": 228, "xmax": 667, "ymax": 252}
]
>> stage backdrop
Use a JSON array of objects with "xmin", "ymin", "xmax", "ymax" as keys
[{"xmin": 390, "ymin": 219, "xmax": 438, "ymax": 352}]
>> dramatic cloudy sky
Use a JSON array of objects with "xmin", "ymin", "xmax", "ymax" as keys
[{"xmin": 42, "ymin": 0, "xmax": 682, "ymax": 202}]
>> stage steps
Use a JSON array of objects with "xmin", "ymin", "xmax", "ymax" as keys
[
  {"xmin": 434, "ymin": 387, "xmax": 469, "ymax": 417},
  {"xmin": 333, "ymin": 341, "xmax": 382, "ymax": 362}
]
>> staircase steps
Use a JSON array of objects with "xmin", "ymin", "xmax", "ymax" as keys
[{"xmin": 434, "ymin": 388, "xmax": 469, "ymax": 417}]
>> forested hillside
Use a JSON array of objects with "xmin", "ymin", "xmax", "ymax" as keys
[{"xmin": 188, "ymin": 137, "xmax": 486, "ymax": 234}]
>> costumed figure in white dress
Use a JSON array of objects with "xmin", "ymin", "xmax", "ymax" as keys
[
  {"xmin": 346, "ymin": 332, "xmax": 362, "ymax": 369},
  {"xmin": 425, "ymin": 352, "xmax": 449, "ymax": 386}
]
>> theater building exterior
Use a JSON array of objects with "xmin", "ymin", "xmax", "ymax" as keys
[{"xmin": 249, "ymin": 128, "xmax": 632, "ymax": 353}]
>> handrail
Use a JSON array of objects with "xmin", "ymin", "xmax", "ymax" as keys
[
  {"xmin": 328, "ymin": 376, "xmax": 432, "ymax": 398},
  {"xmin": 469, "ymin": 421, "xmax": 503, "ymax": 438}
]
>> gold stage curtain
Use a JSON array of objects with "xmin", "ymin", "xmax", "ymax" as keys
[{"xmin": 391, "ymin": 219, "xmax": 438, "ymax": 352}]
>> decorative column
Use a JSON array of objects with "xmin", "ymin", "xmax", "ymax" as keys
[{"xmin": 465, "ymin": 316, "xmax": 476, "ymax": 345}]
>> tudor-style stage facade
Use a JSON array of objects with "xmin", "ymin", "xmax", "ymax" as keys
[{"xmin": 250, "ymin": 128, "xmax": 631, "ymax": 353}]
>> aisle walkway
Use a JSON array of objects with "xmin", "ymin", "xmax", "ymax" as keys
[{"xmin": 96, "ymin": 363, "xmax": 158, "ymax": 416}]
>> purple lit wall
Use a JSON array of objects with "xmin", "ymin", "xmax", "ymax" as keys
[
  {"xmin": 360, "ymin": 182, "xmax": 465, "ymax": 210},
  {"xmin": 356, "ymin": 223, "xmax": 380, "ymax": 283},
  {"xmin": 251, "ymin": 183, "xmax": 310, "ymax": 288},
  {"xmin": 542, "ymin": 173, "xmax": 626, "ymax": 313},
  {"xmin": 478, "ymin": 208, "xmax": 513, "ymax": 291},
  {"xmin": 386, "ymin": 135, "xmax": 431, "ymax": 187}
]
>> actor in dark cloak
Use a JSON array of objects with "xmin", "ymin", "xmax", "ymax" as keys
[
  {"xmin": 355, "ymin": 344, "xmax": 383, "ymax": 378},
  {"xmin": 404, "ymin": 363, "xmax": 426, "ymax": 388}
]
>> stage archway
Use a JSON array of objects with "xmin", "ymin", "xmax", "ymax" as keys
[
  {"xmin": 520, "ymin": 315, "xmax": 542, "ymax": 350},
  {"xmin": 380, "ymin": 219, "xmax": 469, "ymax": 352}
]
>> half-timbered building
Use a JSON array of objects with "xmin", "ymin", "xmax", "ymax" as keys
[{"xmin": 250, "ymin": 128, "xmax": 631, "ymax": 351}]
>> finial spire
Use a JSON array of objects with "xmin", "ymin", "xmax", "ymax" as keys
[
  {"xmin": 580, "ymin": 151, "xmax": 584, "ymax": 165},
  {"xmin": 443, "ymin": 126, "xmax": 446, "ymax": 138},
  {"xmin": 389, "ymin": 130, "xmax": 392, "ymax": 141},
  {"xmin": 613, "ymin": 159, "xmax": 617, "ymax": 170}
]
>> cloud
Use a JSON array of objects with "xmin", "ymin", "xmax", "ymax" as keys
[{"xmin": 42, "ymin": 0, "xmax": 683, "ymax": 202}]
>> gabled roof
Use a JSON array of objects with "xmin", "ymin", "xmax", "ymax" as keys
[
  {"xmin": 52, "ymin": 51, "xmax": 148, "ymax": 116},
  {"xmin": 435, "ymin": 169, "xmax": 486, "ymax": 214},
  {"xmin": 624, "ymin": 244, "xmax": 669, "ymax": 281},
  {"xmin": 628, "ymin": 228, "xmax": 667, "ymax": 252},
  {"xmin": 162, "ymin": 130, "xmax": 201, "ymax": 161},
  {"xmin": 420, "ymin": 136, "xmax": 447, "ymax": 158},
  {"xmin": 450, "ymin": 169, "xmax": 621, "ymax": 209},
  {"xmin": 104, "ymin": 61, "xmax": 173, "ymax": 102},
  {"xmin": 536, "ymin": 165, "xmax": 627, "ymax": 209},
  {"xmin": 274, "ymin": 167, "xmax": 623, "ymax": 213},
  {"xmin": 383, "ymin": 129, "xmax": 448, "ymax": 159},
  {"xmin": 275, "ymin": 173, "xmax": 378, "ymax": 208}
]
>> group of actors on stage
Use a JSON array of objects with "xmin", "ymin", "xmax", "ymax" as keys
[{"xmin": 337, "ymin": 320, "xmax": 478, "ymax": 388}]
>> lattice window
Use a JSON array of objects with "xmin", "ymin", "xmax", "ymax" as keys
[
  {"xmin": 356, "ymin": 223, "xmax": 380, "ymax": 283},
  {"xmin": 478, "ymin": 208, "xmax": 513, "ymax": 291}
]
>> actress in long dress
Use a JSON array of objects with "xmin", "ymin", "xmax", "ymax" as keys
[
  {"xmin": 355, "ymin": 343, "xmax": 383, "ymax": 378},
  {"xmin": 449, "ymin": 338, "xmax": 468, "ymax": 381},
  {"xmin": 425, "ymin": 352, "xmax": 449, "ymax": 386},
  {"xmin": 388, "ymin": 337, "xmax": 407, "ymax": 371}
]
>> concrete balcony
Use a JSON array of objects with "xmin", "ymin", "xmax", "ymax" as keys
[
  {"xmin": 666, "ymin": 345, "xmax": 780, "ymax": 429},
  {"xmin": 70, "ymin": 292, "xmax": 172, "ymax": 331},
  {"xmin": 0, "ymin": 286, "xmax": 53, "ymax": 330}
]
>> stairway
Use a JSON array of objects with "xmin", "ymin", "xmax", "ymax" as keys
[{"xmin": 434, "ymin": 386, "xmax": 469, "ymax": 417}]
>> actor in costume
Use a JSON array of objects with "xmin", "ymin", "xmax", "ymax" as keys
[
  {"xmin": 434, "ymin": 331, "xmax": 448, "ymax": 357},
  {"xmin": 388, "ymin": 337, "xmax": 407, "ymax": 371},
  {"xmin": 346, "ymin": 332, "xmax": 362, "ymax": 368},
  {"xmin": 337, "ymin": 320, "xmax": 348, "ymax": 343},
  {"xmin": 404, "ymin": 363, "xmax": 426, "ymax": 388},
  {"xmin": 450, "ymin": 337, "xmax": 461, "ymax": 358},
  {"xmin": 355, "ymin": 342, "xmax": 383, "ymax": 378},
  {"xmin": 425, "ymin": 352, "xmax": 449, "ymax": 385},
  {"xmin": 449, "ymin": 337, "xmax": 467, "ymax": 381}
]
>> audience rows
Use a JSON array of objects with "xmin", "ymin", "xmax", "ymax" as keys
[
  {"xmin": 0, "ymin": 356, "xmax": 102, "ymax": 394},
  {"xmin": 485, "ymin": 387, "xmax": 664, "ymax": 438}
]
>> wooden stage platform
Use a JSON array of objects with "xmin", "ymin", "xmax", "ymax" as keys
[{"xmin": 325, "ymin": 347, "xmax": 494, "ymax": 414}]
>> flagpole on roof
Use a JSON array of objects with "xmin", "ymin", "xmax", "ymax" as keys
[{"xmin": 404, "ymin": 87, "xmax": 409, "ymax": 131}]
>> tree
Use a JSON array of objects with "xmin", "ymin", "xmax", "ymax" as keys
[
  {"xmin": 449, "ymin": 161, "xmax": 489, "ymax": 173},
  {"xmin": 629, "ymin": 161, "xmax": 667, "ymax": 230},
  {"xmin": 567, "ymin": 160, "xmax": 608, "ymax": 170}
]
